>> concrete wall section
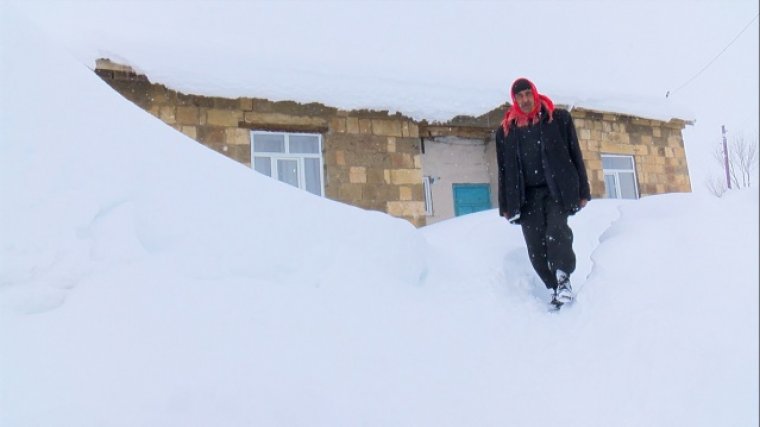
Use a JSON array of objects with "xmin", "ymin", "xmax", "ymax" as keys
[{"xmin": 421, "ymin": 137, "xmax": 493, "ymax": 225}]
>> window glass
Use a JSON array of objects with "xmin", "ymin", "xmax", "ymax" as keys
[
  {"xmin": 251, "ymin": 131, "xmax": 324, "ymax": 197},
  {"xmin": 619, "ymin": 172, "xmax": 638, "ymax": 199},
  {"xmin": 304, "ymin": 158, "xmax": 322, "ymax": 196},
  {"xmin": 254, "ymin": 134, "xmax": 285, "ymax": 153},
  {"xmin": 604, "ymin": 174, "xmax": 618, "ymax": 198},
  {"xmin": 289, "ymin": 135, "xmax": 320, "ymax": 154},
  {"xmin": 602, "ymin": 156, "xmax": 633, "ymax": 170},
  {"xmin": 277, "ymin": 159, "xmax": 299, "ymax": 188},
  {"xmin": 253, "ymin": 156, "xmax": 272, "ymax": 176}
]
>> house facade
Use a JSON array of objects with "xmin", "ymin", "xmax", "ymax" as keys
[
  {"xmin": 94, "ymin": 59, "xmax": 692, "ymax": 227},
  {"xmin": 419, "ymin": 108, "xmax": 693, "ymax": 224}
]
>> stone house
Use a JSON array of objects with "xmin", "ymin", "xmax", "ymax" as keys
[{"xmin": 94, "ymin": 59, "xmax": 692, "ymax": 227}]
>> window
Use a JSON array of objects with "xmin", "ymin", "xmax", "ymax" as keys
[
  {"xmin": 423, "ymin": 176, "xmax": 434, "ymax": 215},
  {"xmin": 602, "ymin": 154, "xmax": 639, "ymax": 199},
  {"xmin": 251, "ymin": 131, "xmax": 324, "ymax": 196}
]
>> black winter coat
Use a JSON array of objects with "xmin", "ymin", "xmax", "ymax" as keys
[{"xmin": 495, "ymin": 108, "xmax": 591, "ymax": 222}]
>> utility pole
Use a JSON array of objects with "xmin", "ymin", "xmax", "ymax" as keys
[{"xmin": 722, "ymin": 125, "xmax": 731, "ymax": 189}]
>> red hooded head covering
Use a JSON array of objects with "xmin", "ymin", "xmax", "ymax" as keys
[{"xmin": 501, "ymin": 77, "xmax": 555, "ymax": 134}]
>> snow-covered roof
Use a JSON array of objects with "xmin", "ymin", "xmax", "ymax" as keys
[
  {"xmin": 9, "ymin": 0, "xmax": 759, "ymax": 187},
  {"xmin": 96, "ymin": 57, "xmax": 694, "ymax": 126}
]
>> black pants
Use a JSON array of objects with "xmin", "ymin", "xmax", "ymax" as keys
[{"xmin": 520, "ymin": 187, "xmax": 576, "ymax": 290}]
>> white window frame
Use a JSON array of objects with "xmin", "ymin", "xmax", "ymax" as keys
[
  {"xmin": 602, "ymin": 154, "xmax": 639, "ymax": 199},
  {"xmin": 423, "ymin": 176, "xmax": 434, "ymax": 215},
  {"xmin": 251, "ymin": 131, "xmax": 325, "ymax": 197}
]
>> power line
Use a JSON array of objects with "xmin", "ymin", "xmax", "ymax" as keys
[{"xmin": 666, "ymin": 12, "xmax": 759, "ymax": 98}]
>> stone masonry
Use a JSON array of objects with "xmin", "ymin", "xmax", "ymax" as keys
[
  {"xmin": 571, "ymin": 109, "xmax": 691, "ymax": 196},
  {"xmin": 94, "ymin": 59, "xmax": 691, "ymax": 226},
  {"xmin": 95, "ymin": 59, "xmax": 426, "ymax": 226},
  {"xmin": 431, "ymin": 105, "xmax": 692, "ymax": 200}
]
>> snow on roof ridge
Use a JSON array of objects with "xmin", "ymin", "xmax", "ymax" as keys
[{"xmin": 94, "ymin": 58, "xmax": 695, "ymax": 126}]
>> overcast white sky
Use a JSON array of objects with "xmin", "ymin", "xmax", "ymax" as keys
[{"xmin": 7, "ymin": 0, "xmax": 759, "ymax": 191}]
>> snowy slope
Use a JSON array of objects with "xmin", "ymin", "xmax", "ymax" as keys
[
  {"xmin": 0, "ymin": 8, "xmax": 426, "ymax": 315},
  {"xmin": 1, "ymin": 5, "xmax": 758, "ymax": 427},
  {"xmin": 420, "ymin": 193, "xmax": 758, "ymax": 426}
]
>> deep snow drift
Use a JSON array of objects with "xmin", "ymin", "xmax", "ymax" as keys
[{"xmin": 1, "ymin": 6, "xmax": 758, "ymax": 427}]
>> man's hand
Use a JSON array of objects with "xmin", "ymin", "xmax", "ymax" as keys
[{"xmin": 579, "ymin": 199, "xmax": 588, "ymax": 209}]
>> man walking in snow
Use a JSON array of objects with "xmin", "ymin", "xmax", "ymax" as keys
[{"xmin": 495, "ymin": 77, "xmax": 591, "ymax": 307}]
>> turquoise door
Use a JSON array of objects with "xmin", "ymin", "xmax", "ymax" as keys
[{"xmin": 453, "ymin": 184, "xmax": 491, "ymax": 216}]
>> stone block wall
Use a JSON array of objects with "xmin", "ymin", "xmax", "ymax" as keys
[
  {"xmin": 436, "ymin": 105, "xmax": 692, "ymax": 200},
  {"xmin": 94, "ymin": 59, "xmax": 691, "ymax": 226},
  {"xmin": 94, "ymin": 60, "xmax": 426, "ymax": 226},
  {"xmin": 327, "ymin": 115, "xmax": 424, "ymax": 226},
  {"xmin": 571, "ymin": 109, "xmax": 692, "ymax": 197}
]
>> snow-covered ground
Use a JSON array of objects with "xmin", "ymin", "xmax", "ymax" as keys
[{"xmin": 1, "ymin": 4, "xmax": 758, "ymax": 427}]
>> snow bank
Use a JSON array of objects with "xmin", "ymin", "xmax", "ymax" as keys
[
  {"xmin": 0, "ymin": 6, "xmax": 426, "ymax": 316},
  {"xmin": 1, "ymin": 4, "xmax": 757, "ymax": 427}
]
